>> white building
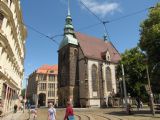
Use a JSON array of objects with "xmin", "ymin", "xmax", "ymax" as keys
[{"xmin": 0, "ymin": 0, "xmax": 27, "ymax": 114}]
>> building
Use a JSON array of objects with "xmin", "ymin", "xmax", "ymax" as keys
[
  {"xmin": 0, "ymin": 0, "xmax": 27, "ymax": 113},
  {"xmin": 58, "ymin": 1, "xmax": 121, "ymax": 107},
  {"xmin": 27, "ymin": 65, "xmax": 58, "ymax": 107}
]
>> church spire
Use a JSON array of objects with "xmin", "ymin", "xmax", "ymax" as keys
[
  {"xmin": 68, "ymin": 0, "xmax": 70, "ymax": 16},
  {"xmin": 64, "ymin": 0, "xmax": 74, "ymax": 35}
]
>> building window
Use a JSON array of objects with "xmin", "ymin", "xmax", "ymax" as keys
[
  {"xmin": 39, "ymin": 83, "xmax": 46, "ymax": 91},
  {"xmin": 48, "ymin": 83, "xmax": 54, "ymax": 90},
  {"xmin": 43, "ymin": 75, "xmax": 47, "ymax": 80},
  {"xmin": 0, "ymin": 13, "xmax": 4, "ymax": 30},
  {"xmin": 38, "ymin": 74, "xmax": 46, "ymax": 81},
  {"xmin": 48, "ymin": 91, "xmax": 54, "ymax": 97},
  {"xmin": 106, "ymin": 67, "xmax": 112, "ymax": 91},
  {"xmin": 49, "ymin": 75, "xmax": 54, "ymax": 81},
  {"xmin": 38, "ymin": 74, "xmax": 43, "ymax": 81},
  {"xmin": 91, "ymin": 64, "xmax": 98, "ymax": 91}
]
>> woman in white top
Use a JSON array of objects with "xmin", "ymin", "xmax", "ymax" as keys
[{"xmin": 48, "ymin": 103, "xmax": 56, "ymax": 120}]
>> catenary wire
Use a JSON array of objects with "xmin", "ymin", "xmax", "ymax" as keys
[
  {"xmin": 23, "ymin": 23, "xmax": 60, "ymax": 45},
  {"xmin": 22, "ymin": 5, "xmax": 154, "ymax": 45},
  {"xmin": 79, "ymin": 0, "xmax": 103, "ymax": 23},
  {"xmin": 108, "ymin": 7, "xmax": 151, "ymax": 23},
  {"xmin": 79, "ymin": 0, "xmax": 111, "ymax": 41},
  {"xmin": 77, "ymin": 5, "xmax": 153, "ymax": 33}
]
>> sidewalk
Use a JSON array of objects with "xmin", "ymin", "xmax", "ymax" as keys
[{"xmin": 0, "ymin": 110, "xmax": 29, "ymax": 120}]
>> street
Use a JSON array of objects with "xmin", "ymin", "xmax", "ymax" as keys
[{"xmin": 4, "ymin": 107, "xmax": 159, "ymax": 120}]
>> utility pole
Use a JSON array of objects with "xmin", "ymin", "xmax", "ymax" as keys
[
  {"xmin": 121, "ymin": 64, "xmax": 128, "ymax": 112},
  {"xmin": 146, "ymin": 65, "xmax": 155, "ymax": 116}
]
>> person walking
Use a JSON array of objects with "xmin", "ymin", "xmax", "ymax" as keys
[
  {"xmin": 14, "ymin": 104, "xmax": 18, "ymax": 113},
  {"xmin": 136, "ymin": 97, "xmax": 141, "ymax": 110},
  {"xmin": 48, "ymin": 103, "xmax": 56, "ymax": 120},
  {"xmin": 64, "ymin": 101, "xmax": 75, "ymax": 120}
]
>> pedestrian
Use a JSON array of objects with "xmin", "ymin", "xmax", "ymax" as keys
[
  {"xmin": 14, "ymin": 104, "xmax": 18, "ymax": 113},
  {"xmin": 126, "ymin": 103, "xmax": 132, "ymax": 115},
  {"xmin": 136, "ymin": 97, "xmax": 140, "ymax": 110},
  {"xmin": 31, "ymin": 107, "xmax": 37, "ymax": 119},
  {"xmin": 140, "ymin": 100, "xmax": 143, "ymax": 108},
  {"xmin": 48, "ymin": 103, "xmax": 56, "ymax": 120},
  {"xmin": 64, "ymin": 101, "xmax": 75, "ymax": 120}
]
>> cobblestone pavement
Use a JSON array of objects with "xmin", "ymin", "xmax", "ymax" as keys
[
  {"xmin": 1, "ymin": 108, "xmax": 160, "ymax": 120},
  {"xmin": 0, "ymin": 110, "xmax": 29, "ymax": 120},
  {"xmin": 36, "ymin": 107, "xmax": 160, "ymax": 120}
]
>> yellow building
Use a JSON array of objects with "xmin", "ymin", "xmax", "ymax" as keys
[
  {"xmin": 0, "ymin": 0, "xmax": 27, "ymax": 114},
  {"xmin": 27, "ymin": 65, "xmax": 58, "ymax": 107}
]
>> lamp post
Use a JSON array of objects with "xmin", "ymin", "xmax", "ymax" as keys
[
  {"xmin": 142, "ymin": 52, "xmax": 155, "ymax": 116},
  {"xmin": 121, "ymin": 64, "xmax": 128, "ymax": 112},
  {"xmin": 146, "ymin": 64, "xmax": 155, "ymax": 116}
]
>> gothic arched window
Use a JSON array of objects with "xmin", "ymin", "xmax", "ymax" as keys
[
  {"xmin": 92, "ymin": 64, "xmax": 98, "ymax": 91},
  {"xmin": 106, "ymin": 67, "xmax": 112, "ymax": 91}
]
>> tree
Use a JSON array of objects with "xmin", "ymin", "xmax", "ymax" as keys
[
  {"xmin": 116, "ymin": 47, "xmax": 148, "ymax": 100},
  {"xmin": 21, "ymin": 88, "xmax": 26, "ymax": 99},
  {"xmin": 139, "ymin": 2, "xmax": 160, "ymax": 93}
]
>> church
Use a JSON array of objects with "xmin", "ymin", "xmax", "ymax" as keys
[{"xmin": 58, "ymin": 1, "xmax": 121, "ymax": 107}]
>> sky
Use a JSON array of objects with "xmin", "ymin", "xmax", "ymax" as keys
[{"xmin": 20, "ymin": 0, "xmax": 159, "ymax": 88}]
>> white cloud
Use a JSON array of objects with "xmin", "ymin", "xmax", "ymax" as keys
[{"xmin": 80, "ymin": 0, "xmax": 120, "ymax": 17}]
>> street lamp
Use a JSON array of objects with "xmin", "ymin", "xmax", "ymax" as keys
[
  {"xmin": 143, "ymin": 53, "xmax": 155, "ymax": 116},
  {"xmin": 145, "ymin": 64, "xmax": 155, "ymax": 116},
  {"xmin": 121, "ymin": 64, "xmax": 128, "ymax": 112}
]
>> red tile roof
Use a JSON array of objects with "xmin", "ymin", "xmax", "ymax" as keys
[
  {"xmin": 75, "ymin": 32, "xmax": 121, "ymax": 63},
  {"xmin": 36, "ymin": 64, "xmax": 58, "ymax": 74}
]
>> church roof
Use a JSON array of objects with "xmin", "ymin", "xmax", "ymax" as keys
[
  {"xmin": 36, "ymin": 64, "xmax": 58, "ymax": 74},
  {"xmin": 75, "ymin": 32, "xmax": 121, "ymax": 63}
]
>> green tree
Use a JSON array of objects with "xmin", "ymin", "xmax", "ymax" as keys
[
  {"xmin": 116, "ymin": 47, "xmax": 148, "ymax": 100},
  {"xmin": 139, "ymin": 2, "xmax": 160, "ymax": 93},
  {"xmin": 21, "ymin": 88, "xmax": 26, "ymax": 99}
]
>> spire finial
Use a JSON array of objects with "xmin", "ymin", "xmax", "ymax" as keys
[
  {"xmin": 64, "ymin": 0, "xmax": 74, "ymax": 35},
  {"xmin": 68, "ymin": 0, "xmax": 71, "ymax": 16}
]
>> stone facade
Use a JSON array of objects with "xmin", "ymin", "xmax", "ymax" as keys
[
  {"xmin": 0, "ymin": 0, "xmax": 26, "ymax": 114},
  {"xmin": 58, "ymin": 44, "xmax": 79, "ymax": 107},
  {"xmin": 27, "ymin": 65, "xmax": 58, "ymax": 107}
]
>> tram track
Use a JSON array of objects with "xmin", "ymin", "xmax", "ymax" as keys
[
  {"xmin": 75, "ymin": 113, "xmax": 91, "ymax": 120},
  {"xmin": 76, "ymin": 112, "xmax": 124, "ymax": 120}
]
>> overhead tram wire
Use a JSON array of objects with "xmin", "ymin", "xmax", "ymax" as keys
[
  {"xmin": 79, "ymin": 0, "xmax": 103, "ymax": 23},
  {"xmin": 22, "ymin": 5, "xmax": 153, "ymax": 46},
  {"xmin": 77, "ymin": 5, "xmax": 153, "ymax": 32},
  {"xmin": 76, "ymin": 22, "xmax": 102, "ymax": 31},
  {"xmin": 22, "ymin": 23, "xmax": 60, "ymax": 46},
  {"xmin": 79, "ymin": 0, "xmax": 111, "ymax": 41},
  {"xmin": 108, "ymin": 7, "xmax": 151, "ymax": 23}
]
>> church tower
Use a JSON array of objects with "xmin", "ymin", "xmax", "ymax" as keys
[{"xmin": 58, "ymin": 0, "xmax": 79, "ymax": 107}]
